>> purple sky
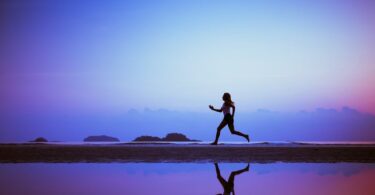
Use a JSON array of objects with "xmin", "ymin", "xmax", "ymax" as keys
[{"xmin": 0, "ymin": 0, "xmax": 374, "ymax": 141}]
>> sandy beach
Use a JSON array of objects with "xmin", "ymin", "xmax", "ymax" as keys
[{"xmin": 1, "ymin": 142, "xmax": 374, "ymax": 163}]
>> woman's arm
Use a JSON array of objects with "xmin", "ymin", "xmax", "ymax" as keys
[
  {"xmin": 232, "ymin": 105, "xmax": 236, "ymax": 117},
  {"xmin": 209, "ymin": 105, "xmax": 222, "ymax": 112}
]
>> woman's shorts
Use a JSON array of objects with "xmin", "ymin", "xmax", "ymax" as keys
[{"xmin": 224, "ymin": 114, "xmax": 234, "ymax": 125}]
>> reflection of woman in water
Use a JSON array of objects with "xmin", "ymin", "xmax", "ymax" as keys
[
  {"xmin": 209, "ymin": 92, "xmax": 250, "ymax": 145},
  {"xmin": 215, "ymin": 163, "xmax": 250, "ymax": 195}
]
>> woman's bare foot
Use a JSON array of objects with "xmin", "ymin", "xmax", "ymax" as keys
[
  {"xmin": 245, "ymin": 135, "xmax": 250, "ymax": 142},
  {"xmin": 245, "ymin": 163, "xmax": 250, "ymax": 171}
]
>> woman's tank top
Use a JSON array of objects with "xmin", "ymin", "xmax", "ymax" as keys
[{"xmin": 221, "ymin": 103, "xmax": 231, "ymax": 115}]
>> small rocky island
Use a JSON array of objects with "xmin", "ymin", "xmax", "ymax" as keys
[
  {"xmin": 84, "ymin": 135, "xmax": 120, "ymax": 142},
  {"xmin": 133, "ymin": 133, "xmax": 199, "ymax": 142},
  {"xmin": 30, "ymin": 137, "xmax": 48, "ymax": 142},
  {"xmin": 133, "ymin": 136, "xmax": 162, "ymax": 141}
]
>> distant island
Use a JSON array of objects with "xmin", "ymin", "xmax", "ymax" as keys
[
  {"xmin": 84, "ymin": 135, "xmax": 120, "ymax": 142},
  {"xmin": 133, "ymin": 133, "xmax": 200, "ymax": 142},
  {"xmin": 30, "ymin": 137, "xmax": 48, "ymax": 142},
  {"xmin": 133, "ymin": 135, "xmax": 162, "ymax": 141}
]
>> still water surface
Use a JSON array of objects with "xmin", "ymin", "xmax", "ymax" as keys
[{"xmin": 1, "ymin": 163, "xmax": 374, "ymax": 195}]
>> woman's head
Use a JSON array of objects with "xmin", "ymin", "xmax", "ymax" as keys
[{"xmin": 222, "ymin": 92, "xmax": 233, "ymax": 105}]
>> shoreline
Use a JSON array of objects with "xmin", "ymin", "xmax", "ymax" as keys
[{"xmin": 1, "ymin": 143, "xmax": 375, "ymax": 163}]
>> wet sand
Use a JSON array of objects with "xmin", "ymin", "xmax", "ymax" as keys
[{"xmin": 1, "ymin": 143, "xmax": 374, "ymax": 163}]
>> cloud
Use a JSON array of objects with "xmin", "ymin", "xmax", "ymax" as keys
[{"xmin": 0, "ymin": 106, "xmax": 374, "ymax": 142}]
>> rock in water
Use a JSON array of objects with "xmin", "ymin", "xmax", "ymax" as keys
[
  {"xmin": 133, "ymin": 136, "xmax": 162, "ymax": 142},
  {"xmin": 132, "ymin": 133, "xmax": 200, "ymax": 142},
  {"xmin": 162, "ymin": 133, "xmax": 190, "ymax": 141},
  {"xmin": 31, "ymin": 137, "xmax": 48, "ymax": 142},
  {"xmin": 84, "ymin": 135, "xmax": 120, "ymax": 142}
]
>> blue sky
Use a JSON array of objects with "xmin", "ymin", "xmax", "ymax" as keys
[{"xmin": 1, "ymin": 0, "xmax": 374, "ymax": 141}]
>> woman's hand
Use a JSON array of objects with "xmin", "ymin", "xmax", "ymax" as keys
[{"xmin": 209, "ymin": 105, "xmax": 223, "ymax": 112}]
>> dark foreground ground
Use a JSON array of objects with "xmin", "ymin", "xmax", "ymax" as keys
[{"xmin": 1, "ymin": 142, "xmax": 375, "ymax": 163}]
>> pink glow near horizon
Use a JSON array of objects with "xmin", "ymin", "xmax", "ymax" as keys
[{"xmin": 0, "ymin": 0, "xmax": 374, "ymax": 115}]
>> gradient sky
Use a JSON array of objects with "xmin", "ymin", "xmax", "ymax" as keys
[
  {"xmin": 1, "ymin": 0, "xmax": 375, "ymax": 115},
  {"xmin": 1, "ymin": 0, "xmax": 375, "ymax": 141}
]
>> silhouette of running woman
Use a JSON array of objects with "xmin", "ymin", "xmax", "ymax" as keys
[
  {"xmin": 214, "ymin": 163, "xmax": 250, "ymax": 195},
  {"xmin": 209, "ymin": 92, "xmax": 249, "ymax": 145}
]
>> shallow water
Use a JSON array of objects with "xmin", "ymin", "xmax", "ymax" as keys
[
  {"xmin": 1, "ymin": 163, "xmax": 374, "ymax": 195},
  {"xmin": 5, "ymin": 141, "xmax": 375, "ymax": 145}
]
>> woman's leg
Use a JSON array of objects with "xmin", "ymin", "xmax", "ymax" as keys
[
  {"xmin": 228, "ymin": 163, "xmax": 250, "ymax": 184},
  {"xmin": 228, "ymin": 123, "xmax": 250, "ymax": 142},
  {"xmin": 214, "ymin": 163, "xmax": 227, "ymax": 187},
  {"xmin": 211, "ymin": 119, "xmax": 227, "ymax": 145}
]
